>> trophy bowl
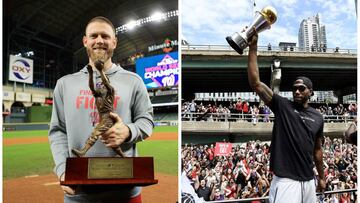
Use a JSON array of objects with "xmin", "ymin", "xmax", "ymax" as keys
[{"xmin": 226, "ymin": 6, "xmax": 278, "ymax": 55}]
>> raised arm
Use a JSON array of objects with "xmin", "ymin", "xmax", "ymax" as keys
[{"xmin": 247, "ymin": 31, "xmax": 273, "ymax": 105}]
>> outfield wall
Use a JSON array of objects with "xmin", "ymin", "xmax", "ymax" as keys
[
  {"xmin": 26, "ymin": 106, "xmax": 52, "ymax": 122},
  {"xmin": 5, "ymin": 106, "xmax": 176, "ymax": 124},
  {"xmin": 3, "ymin": 123, "xmax": 49, "ymax": 131},
  {"xmin": 3, "ymin": 120, "xmax": 178, "ymax": 131}
]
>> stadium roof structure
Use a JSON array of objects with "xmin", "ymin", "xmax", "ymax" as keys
[{"xmin": 4, "ymin": 0, "xmax": 178, "ymax": 88}]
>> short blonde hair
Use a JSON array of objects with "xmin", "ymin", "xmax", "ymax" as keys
[{"xmin": 85, "ymin": 16, "xmax": 116, "ymax": 35}]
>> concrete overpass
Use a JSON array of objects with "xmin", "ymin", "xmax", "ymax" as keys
[
  {"xmin": 182, "ymin": 45, "xmax": 357, "ymax": 101},
  {"xmin": 182, "ymin": 121, "xmax": 351, "ymax": 144}
]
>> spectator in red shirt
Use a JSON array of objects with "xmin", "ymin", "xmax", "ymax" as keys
[
  {"xmin": 339, "ymin": 192, "xmax": 351, "ymax": 203},
  {"xmin": 242, "ymin": 100, "xmax": 249, "ymax": 114},
  {"xmin": 228, "ymin": 179, "xmax": 238, "ymax": 199},
  {"xmin": 235, "ymin": 98, "xmax": 243, "ymax": 113}
]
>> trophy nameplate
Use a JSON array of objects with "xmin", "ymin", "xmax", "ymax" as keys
[
  {"xmin": 88, "ymin": 158, "xmax": 133, "ymax": 179},
  {"xmin": 61, "ymin": 157, "xmax": 158, "ymax": 186}
]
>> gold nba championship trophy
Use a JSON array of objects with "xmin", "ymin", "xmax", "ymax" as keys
[
  {"xmin": 226, "ymin": 6, "xmax": 278, "ymax": 55},
  {"xmin": 61, "ymin": 61, "xmax": 157, "ymax": 186}
]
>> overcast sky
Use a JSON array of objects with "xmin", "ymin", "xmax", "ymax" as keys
[{"xmin": 181, "ymin": 0, "xmax": 357, "ymax": 49}]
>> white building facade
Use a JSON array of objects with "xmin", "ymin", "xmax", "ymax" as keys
[{"xmin": 298, "ymin": 14, "xmax": 327, "ymax": 51}]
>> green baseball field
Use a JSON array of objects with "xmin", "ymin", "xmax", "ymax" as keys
[{"xmin": 3, "ymin": 125, "xmax": 178, "ymax": 202}]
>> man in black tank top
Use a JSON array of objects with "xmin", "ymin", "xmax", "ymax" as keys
[{"xmin": 244, "ymin": 29, "xmax": 325, "ymax": 203}]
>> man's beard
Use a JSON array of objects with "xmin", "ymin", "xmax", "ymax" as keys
[{"xmin": 87, "ymin": 47, "xmax": 114, "ymax": 63}]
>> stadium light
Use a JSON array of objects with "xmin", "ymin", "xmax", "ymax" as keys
[
  {"xmin": 25, "ymin": 51, "xmax": 34, "ymax": 56},
  {"xmin": 115, "ymin": 10, "xmax": 178, "ymax": 34},
  {"xmin": 125, "ymin": 20, "xmax": 137, "ymax": 30},
  {"xmin": 15, "ymin": 51, "xmax": 34, "ymax": 57},
  {"xmin": 150, "ymin": 12, "xmax": 163, "ymax": 21}
]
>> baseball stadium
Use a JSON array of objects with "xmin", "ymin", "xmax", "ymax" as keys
[
  {"xmin": 180, "ymin": 26, "xmax": 357, "ymax": 203},
  {"xmin": 3, "ymin": 0, "xmax": 178, "ymax": 202}
]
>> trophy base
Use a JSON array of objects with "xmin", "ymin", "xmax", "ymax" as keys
[
  {"xmin": 61, "ymin": 157, "xmax": 158, "ymax": 186},
  {"xmin": 226, "ymin": 33, "xmax": 248, "ymax": 55}
]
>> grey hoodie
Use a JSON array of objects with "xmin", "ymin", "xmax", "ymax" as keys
[{"xmin": 49, "ymin": 64, "xmax": 154, "ymax": 200}]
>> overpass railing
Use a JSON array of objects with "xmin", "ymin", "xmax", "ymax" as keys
[
  {"xmin": 182, "ymin": 45, "xmax": 357, "ymax": 54},
  {"xmin": 181, "ymin": 112, "xmax": 356, "ymax": 123},
  {"xmin": 204, "ymin": 188, "xmax": 357, "ymax": 203}
]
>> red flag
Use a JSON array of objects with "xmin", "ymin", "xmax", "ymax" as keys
[{"xmin": 214, "ymin": 142, "xmax": 233, "ymax": 156}]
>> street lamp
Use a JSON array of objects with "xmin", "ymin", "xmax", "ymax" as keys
[
  {"xmin": 271, "ymin": 58, "xmax": 281, "ymax": 94},
  {"xmin": 273, "ymin": 58, "xmax": 281, "ymax": 68}
]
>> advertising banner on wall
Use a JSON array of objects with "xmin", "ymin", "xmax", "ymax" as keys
[
  {"xmin": 8, "ymin": 55, "xmax": 34, "ymax": 84},
  {"xmin": 148, "ymin": 38, "xmax": 178, "ymax": 53},
  {"xmin": 16, "ymin": 92, "xmax": 31, "ymax": 102},
  {"xmin": 136, "ymin": 52, "xmax": 179, "ymax": 89},
  {"xmin": 3, "ymin": 91, "xmax": 15, "ymax": 101},
  {"xmin": 32, "ymin": 94, "xmax": 46, "ymax": 103}
]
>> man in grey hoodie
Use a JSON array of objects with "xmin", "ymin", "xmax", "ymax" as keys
[{"xmin": 49, "ymin": 16, "xmax": 154, "ymax": 203}]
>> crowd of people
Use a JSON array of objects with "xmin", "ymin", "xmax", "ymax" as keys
[
  {"xmin": 181, "ymin": 138, "xmax": 357, "ymax": 202},
  {"xmin": 182, "ymin": 99, "xmax": 272, "ymax": 123},
  {"xmin": 117, "ymin": 51, "xmax": 145, "ymax": 66},
  {"xmin": 182, "ymin": 99, "xmax": 357, "ymax": 123},
  {"xmin": 317, "ymin": 103, "xmax": 357, "ymax": 123}
]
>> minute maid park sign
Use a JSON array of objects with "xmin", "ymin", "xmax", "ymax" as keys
[{"xmin": 9, "ymin": 55, "xmax": 34, "ymax": 84}]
